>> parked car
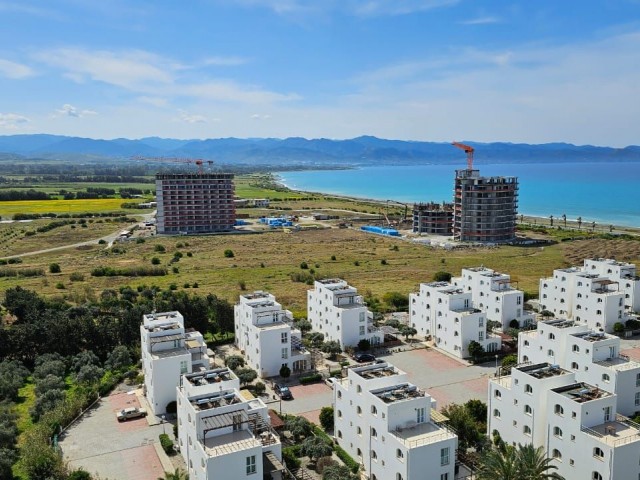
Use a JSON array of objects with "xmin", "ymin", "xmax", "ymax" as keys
[
  {"xmin": 325, "ymin": 377, "xmax": 339, "ymax": 387},
  {"xmin": 274, "ymin": 383, "xmax": 293, "ymax": 400},
  {"xmin": 353, "ymin": 353, "xmax": 376, "ymax": 363},
  {"xmin": 116, "ymin": 407, "xmax": 147, "ymax": 422}
]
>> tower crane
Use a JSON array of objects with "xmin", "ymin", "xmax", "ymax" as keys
[
  {"xmin": 131, "ymin": 156, "xmax": 214, "ymax": 174},
  {"xmin": 451, "ymin": 142, "xmax": 474, "ymax": 170}
]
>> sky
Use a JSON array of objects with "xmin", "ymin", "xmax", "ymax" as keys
[{"xmin": 0, "ymin": 1, "xmax": 639, "ymax": 146}]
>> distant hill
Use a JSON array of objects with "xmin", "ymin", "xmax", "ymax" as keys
[{"xmin": 0, "ymin": 134, "xmax": 638, "ymax": 167}]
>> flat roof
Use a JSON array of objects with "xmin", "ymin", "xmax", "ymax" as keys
[
  {"xmin": 517, "ymin": 363, "xmax": 569, "ymax": 379},
  {"xmin": 371, "ymin": 383, "xmax": 424, "ymax": 403},
  {"xmin": 185, "ymin": 368, "xmax": 235, "ymax": 386},
  {"xmin": 552, "ymin": 382, "xmax": 611, "ymax": 403},
  {"xmin": 352, "ymin": 363, "xmax": 399, "ymax": 380},
  {"xmin": 191, "ymin": 390, "xmax": 243, "ymax": 411}
]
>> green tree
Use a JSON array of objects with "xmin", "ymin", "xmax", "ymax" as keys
[
  {"xmin": 105, "ymin": 345, "xmax": 132, "ymax": 371},
  {"xmin": 477, "ymin": 444, "xmax": 519, "ymax": 480},
  {"xmin": 322, "ymin": 464, "xmax": 359, "ymax": 480},
  {"xmin": 223, "ymin": 249, "xmax": 234, "ymax": 258},
  {"xmin": 441, "ymin": 403, "xmax": 485, "ymax": 450},
  {"xmin": 235, "ymin": 367, "xmax": 257, "ymax": 386},
  {"xmin": 285, "ymin": 416, "xmax": 313, "ymax": 442},
  {"xmin": 157, "ymin": 468, "xmax": 189, "ymax": 480},
  {"xmin": 224, "ymin": 355, "xmax": 245, "ymax": 371},
  {"xmin": 477, "ymin": 444, "xmax": 563, "ymax": 480},
  {"xmin": 279, "ymin": 365, "xmax": 291, "ymax": 382},
  {"xmin": 76, "ymin": 364, "xmax": 105, "ymax": 385},
  {"xmin": 517, "ymin": 443, "xmax": 563, "ymax": 479},
  {"xmin": 68, "ymin": 469, "xmax": 93, "ymax": 480},
  {"xmin": 433, "ymin": 271, "xmax": 452, "ymax": 282},
  {"xmin": 321, "ymin": 340, "xmax": 342, "ymax": 360},
  {"xmin": 501, "ymin": 354, "xmax": 518, "ymax": 374},
  {"xmin": 357, "ymin": 338, "xmax": 371, "ymax": 352},
  {"xmin": 71, "ymin": 351, "xmax": 101, "ymax": 373},
  {"xmin": 467, "ymin": 340, "xmax": 484, "ymax": 362},
  {"xmin": 400, "ymin": 326, "xmax": 417, "ymax": 341},
  {"xmin": 319, "ymin": 406, "xmax": 334, "ymax": 432},
  {"xmin": 294, "ymin": 319, "xmax": 312, "ymax": 336},
  {"xmin": 613, "ymin": 322, "xmax": 625, "ymax": 334},
  {"xmin": 254, "ymin": 382, "xmax": 266, "ymax": 396},
  {"xmin": 301, "ymin": 436, "xmax": 333, "ymax": 463},
  {"xmin": 34, "ymin": 374, "xmax": 66, "ymax": 397},
  {"xmin": 464, "ymin": 399, "xmax": 488, "ymax": 426},
  {"xmin": 383, "ymin": 291, "xmax": 408, "ymax": 310},
  {"xmin": 307, "ymin": 332, "xmax": 325, "ymax": 348},
  {"xmin": 49, "ymin": 263, "xmax": 61, "ymax": 274}
]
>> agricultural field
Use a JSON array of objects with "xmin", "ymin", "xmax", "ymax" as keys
[
  {"xmin": 1, "ymin": 225, "xmax": 638, "ymax": 316},
  {"xmin": 0, "ymin": 199, "xmax": 152, "ymax": 218}
]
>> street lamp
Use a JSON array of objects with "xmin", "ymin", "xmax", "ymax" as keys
[
  {"xmin": 161, "ymin": 414, "xmax": 166, "ymax": 435},
  {"xmin": 495, "ymin": 355, "xmax": 499, "ymax": 377}
]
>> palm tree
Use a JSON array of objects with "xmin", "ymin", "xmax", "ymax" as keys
[
  {"xmin": 516, "ymin": 443, "xmax": 563, "ymax": 479},
  {"xmin": 158, "ymin": 468, "xmax": 189, "ymax": 480},
  {"xmin": 577, "ymin": 216, "xmax": 582, "ymax": 230},
  {"xmin": 477, "ymin": 445, "xmax": 519, "ymax": 480},
  {"xmin": 549, "ymin": 215, "xmax": 554, "ymax": 227},
  {"xmin": 562, "ymin": 213, "xmax": 566, "ymax": 227}
]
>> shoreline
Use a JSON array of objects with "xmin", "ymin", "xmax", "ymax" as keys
[{"xmin": 272, "ymin": 175, "xmax": 640, "ymax": 235}]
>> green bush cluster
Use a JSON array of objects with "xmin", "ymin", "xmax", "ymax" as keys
[
  {"xmin": 159, "ymin": 433, "xmax": 174, "ymax": 455},
  {"xmin": 91, "ymin": 266, "xmax": 167, "ymax": 277},
  {"xmin": 299, "ymin": 373, "xmax": 323, "ymax": 385},
  {"xmin": 0, "ymin": 267, "xmax": 44, "ymax": 277}
]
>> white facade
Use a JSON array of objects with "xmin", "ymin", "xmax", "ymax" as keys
[
  {"xmin": 234, "ymin": 292, "xmax": 310, "ymax": 378},
  {"xmin": 518, "ymin": 319, "xmax": 640, "ymax": 417},
  {"xmin": 488, "ymin": 363, "xmax": 640, "ymax": 480},
  {"xmin": 334, "ymin": 362, "xmax": 457, "ymax": 480},
  {"xmin": 539, "ymin": 261, "xmax": 628, "ymax": 333},
  {"xmin": 409, "ymin": 281, "xmax": 501, "ymax": 358},
  {"xmin": 307, "ymin": 279, "xmax": 384, "ymax": 348},
  {"xmin": 583, "ymin": 258, "xmax": 640, "ymax": 313},
  {"xmin": 176, "ymin": 368, "xmax": 284, "ymax": 480},
  {"xmin": 141, "ymin": 311, "xmax": 209, "ymax": 416},
  {"xmin": 452, "ymin": 267, "xmax": 533, "ymax": 330}
]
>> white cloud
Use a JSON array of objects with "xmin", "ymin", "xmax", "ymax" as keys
[
  {"xmin": 201, "ymin": 56, "xmax": 248, "ymax": 67},
  {"xmin": 181, "ymin": 81, "xmax": 300, "ymax": 104},
  {"xmin": 0, "ymin": 58, "xmax": 34, "ymax": 79},
  {"xmin": 459, "ymin": 16, "xmax": 501, "ymax": 25},
  {"xmin": 178, "ymin": 110, "xmax": 207, "ymax": 123},
  {"xmin": 251, "ymin": 113, "xmax": 272, "ymax": 119},
  {"xmin": 0, "ymin": 112, "xmax": 30, "ymax": 130},
  {"xmin": 224, "ymin": 0, "xmax": 459, "ymax": 16},
  {"xmin": 350, "ymin": 0, "xmax": 460, "ymax": 16},
  {"xmin": 54, "ymin": 104, "xmax": 98, "ymax": 118}
]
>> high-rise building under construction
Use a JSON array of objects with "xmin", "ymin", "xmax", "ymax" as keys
[
  {"xmin": 155, "ymin": 173, "xmax": 235, "ymax": 234},
  {"xmin": 452, "ymin": 168, "xmax": 518, "ymax": 242}
]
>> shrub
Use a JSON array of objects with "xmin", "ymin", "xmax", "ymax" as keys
[
  {"xmin": 282, "ymin": 447, "xmax": 301, "ymax": 470},
  {"xmin": 154, "ymin": 244, "xmax": 166, "ymax": 253},
  {"xmin": 254, "ymin": 382, "xmax": 266, "ymax": 396},
  {"xmin": 238, "ymin": 280, "xmax": 247, "ymax": 290},
  {"xmin": 331, "ymin": 255, "xmax": 336, "ymax": 261},
  {"xmin": 98, "ymin": 239, "xmax": 107, "ymax": 244},
  {"xmin": 433, "ymin": 270, "xmax": 452, "ymax": 282},
  {"xmin": 136, "ymin": 238, "xmax": 145, "ymax": 244},
  {"xmin": 319, "ymin": 406, "xmax": 334, "ymax": 431},
  {"xmin": 49, "ymin": 263, "xmax": 61, "ymax": 274},
  {"xmin": 172, "ymin": 266, "xmax": 179, "ymax": 273},
  {"xmin": 353, "ymin": 260, "xmax": 360, "ymax": 266},
  {"xmin": 151, "ymin": 257, "xmax": 161, "ymax": 265},
  {"xmin": 613, "ymin": 322, "xmax": 625, "ymax": 334},
  {"xmin": 225, "ymin": 355, "xmax": 245, "ymax": 371},
  {"xmin": 317, "ymin": 457, "xmax": 337, "ymax": 474},
  {"xmin": 159, "ymin": 433, "xmax": 174, "ymax": 455},
  {"xmin": 335, "ymin": 444, "xmax": 360, "ymax": 473},
  {"xmin": 192, "ymin": 282, "xmax": 199, "ymax": 288},
  {"xmin": 70, "ymin": 272, "xmax": 85, "ymax": 282},
  {"xmin": 169, "ymin": 283, "xmax": 178, "ymax": 290},
  {"xmin": 380, "ymin": 259, "xmax": 387, "ymax": 265},
  {"xmin": 224, "ymin": 249, "xmax": 234, "ymax": 258},
  {"xmin": 55, "ymin": 282, "xmax": 65, "ymax": 289},
  {"xmin": 299, "ymin": 373, "xmax": 323, "ymax": 385},
  {"xmin": 300, "ymin": 261, "xmax": 308, "ymax": 269},
  {"xmin": 183, "ymin": 283, "xmax": 191, "ymax": 288}
]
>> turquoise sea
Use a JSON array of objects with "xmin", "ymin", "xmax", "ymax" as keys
[{"xmin": 277, "ymin": 162, "xmax": 640, "ymax": 227}]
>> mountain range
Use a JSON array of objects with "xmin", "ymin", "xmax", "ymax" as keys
[{"xmin": 0, "ymin": 134, "xmax": 638, "ymax": 167}]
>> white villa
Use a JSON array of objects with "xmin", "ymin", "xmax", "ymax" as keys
[{"xmin": 234, "ymin": 291, "xmax": 310, "ymax": 378}]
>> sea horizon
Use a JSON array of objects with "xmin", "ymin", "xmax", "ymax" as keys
[{"xmin": 277, "ymin": 162, "xmax": 640, "ymax": 228}]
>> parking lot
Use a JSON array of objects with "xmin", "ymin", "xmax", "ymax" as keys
[
  {"xmin": 60, "ymin": 389, "xmax": 169, "ymax": 480},
  {"xmin": 275, "ymin": 345, "xmax": 496, "ymax": 425}
]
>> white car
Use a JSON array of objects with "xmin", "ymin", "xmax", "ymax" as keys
[
  {"xmin": 116, "ymin": 407, "xmax": 147, "ymax": 422},
  {"xmin": 325, "ymin": 377, "xmax": 339, "ymax": 387}
]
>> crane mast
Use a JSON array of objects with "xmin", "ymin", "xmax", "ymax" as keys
[{"xmin": 451, "ymin": 142, "xmax": 474, "ymax": 170}]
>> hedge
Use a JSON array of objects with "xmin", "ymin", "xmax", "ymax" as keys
[
  {"xmin": 282, "ymin": 447, "xmax": 301, "ymax": 469},
  {"xmin": 335, "ymin": 444, "xmax": 360, "ymax": 473},
  {"xmin": 329, "ymin": 369, "xmax": 342, "ymax": 377},
  {"xmin": 159, "ymin": 433, "xmax": 174, "ymax": 455},
  {"xmin": 299, "ymin": 373, "xmax": 323, "ymax": 385}
]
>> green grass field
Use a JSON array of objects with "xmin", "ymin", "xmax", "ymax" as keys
[{"xmin": 0, "ymin": 198, "xmax": 152, "ymax": 217}]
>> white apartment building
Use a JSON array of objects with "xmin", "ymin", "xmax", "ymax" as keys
[
  {"xmin": 234, "ymin": 291, "xmax": 310, "ymax": 378},
  {"xmin": 452, "ymin": 266, "xmax": 533, "ymax": 330},
  {"xmin": 334, "ymin": 362, "xmax": 457, "ymax": 480},
  {"xmin": 308, "ymin": 279, "xmax": 384, "ymax": 348},
  {"xmin": 539, "ymin": 263, "xmax": 628, "ymax": 333},
  {"xmin": 518, "ymin": 318, "xmax": 640, "ymax": 417},
  {"xmin": 583, "ymin": 258, "xmax": 640, "ymax": 313},
  {"xmin": 488, "ymin": 362, "xmax": 640, "ymax": 480},
  {"xmin": 176, "ymin": 368, "xmax": 285, "ymax": 480},
  {"xmin": 409, "ymin": 281, "xmax": 501, "ymax": 358},
  {"xmin": 141, "ymin": 311, "xmax": 209, "ymax": 416}
]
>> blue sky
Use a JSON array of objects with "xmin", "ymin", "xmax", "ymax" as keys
[{"xmin": 0, "ymin": 0, "xmax": 639, "ymax": 146}]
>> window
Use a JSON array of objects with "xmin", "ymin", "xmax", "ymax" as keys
[
  {"xmin": 396, "ymin": 474, "xmax": 403, "ymax": 480},
  {"xmin": 359, "ymin": 326, "xmax": 365, "ymax": 335},
  {"xmin": 357, "ymin": 427, "xmax": 362, "ymax": 435},
  {"xmin": 523, "ymin": 425, "xmax": 531, "ymax": 435},
  {"xmin": 572, "ymin": 344, "xmax": 580, "ymax": 352},
  {"xmin": 604, "ymin": 406, "xmax": 611, "ymax": 422},
  {"xmin": 554, "ymin": 404, "xmax": 564, "ymax": 416},
  {"xmin": 440, "ymin": 447, "xmax": 450, "ymax": 466},
  {"xmin": 548, "ymin": 349, "xmax": 554, "ymax": 357},
  {"xmin": 338, "ymin": 430, "xmax": 342, "ymax": 438},
  {"xmin": 593, "ymin": 447, "xmax": 604, "ymax": 459},
  {"xmin": 371, "ymin": 405, "xmax": 378, "ymax": 415},
  {"xmin": 479, "ymin": 318, "xmax": 484, "ymax": 327},
  {"xmin": 592, "ymin": 473, "xmax": 603, "ymax": 480},
  {"xmin": 571, "ymin": 362, "xmax": 578, "ymax": 370},
  {"xmin": 359, "ymin": 312, "xmax": 365, "ymax": 321},
  {"xmin": 636, "ymin": 373, "xmax": 640, "ymax": 387},
  {"xmin": 493, "ymin": 409, "xmax": 501, "ymax": 418},
  {"xmin": 396, "ymin": 449, "xmax": 404, "ymax": 459},
  {"xmin": 281, "ymin": 332, "xmax": 288, "ymax": 343},
  {"xmin": 338, "ymin": 410, "xmax": 342, "ymax": 418},
  {"xmin": 602, "ymin": 374, "xmax": 610, "ymax": 383},
  {"xmin": 636, "ymin": 392, "xmax": 640, "ymax": 406},
  {"xmin": 440, "ymin": 475, "xmax": 449, "ymax": 480},
  {"xmin": 357, "ymin": 448, "xmax": 362, "ymax": 457},
  {"xmin": 180, "ymin": 360, "xmax": 188, "ymax": 374},
  {"xmin": 479, "ymin": 331, "xmax": 484, "ymax": 341},
  {"xmin": 525, "ymin": 384, "xmax": 533, "ymax": 394},
  {"xmin": 371, "ymin": 450, "xmax": 377, "ymax": 460},
  {"xmin": 524, "ymin": 405, "xmax": 532, "ymax": 415},
  {"xmin": 371, "ymin": 428, "xmax": 377, "ymax": 437},
  {"xmin": 553, "ymin": 426, "xmax": 563, "ymax": 438},
  {"xmin": 524, "ymin": 340, "xmax": 529, "ymax": 346},
  {"xmin": 246, "ymin": 455, "xmax": 256, "ymax": 475},
  {"xmin": 494, "ymin": 390, "xmax": 502, "ymax": 398},
  {"xmin": 417, "ymin": 407, "xmax": 425, "ymax": 423},
  {"xmin": 549, "ymin": 333, "xmax": 555, "ymax": 340},
  {"xmin": 552, "ymin": 449, "xmax": 562, "ymax": 460},
  {"xmin": 357, "ymin": 406, "xmax": 362, "ymax": 415},
  {"xmin": 281, "ymin": 348, "xmax": 288, "ymax": 359},
  {"xmin": 357, "ymin": 385, "xmax": 362, "ymax": 393}
]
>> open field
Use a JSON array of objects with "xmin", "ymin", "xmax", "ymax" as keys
[
  {"xmin": 0, "ymin": 199, "xmax": 152, "ymax": 217},
  {"xmin": 2, "ymin": 226, "xmax": 639, "ymax": 314},
  {"xmin": 0, "ymin": 180, "xmax": 154, "ymax": 195}
]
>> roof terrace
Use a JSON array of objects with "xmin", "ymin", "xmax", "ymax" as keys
[
  {"xmin": 517, "ymin": 363, "xmax": 569, "ymax": 379},
  {"xmin": 143, "ymin": 311, "xmax": 182, "ymax": 324},
  {"xmin": 542, "ymin": 319, "xmax": 576, "ymax": 329},
  {"xmin": 581, "ymin": 415, "xmax": 640, "ymax": 447},
  {"xmin": 185, "ymin": 368, "xmax": 235, "ymax": 387},
  {"xmin": 553, "ymin": 382, "xmax": 611, "ymax": 403},
  {"xmin": 242, "ymin": 291, "xmax": 272, "ymax": 300},
  {"xmin": 350, "ymin": 362, "xmax": 399, "ymax": 379},
  {"xmin": 372, "ymin": 383, "xmax": 425, "ymax": 403},
  {"xmin": 571, "ymin": 331, "xmax": 610, "ymax": 342},
  {"xmin": 191, "ymin": 390, "xmax": 243, "ymax": 411},
  {"xmin": 318, "ymin": 278, "xmax": 344, "ymax": 285}
]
